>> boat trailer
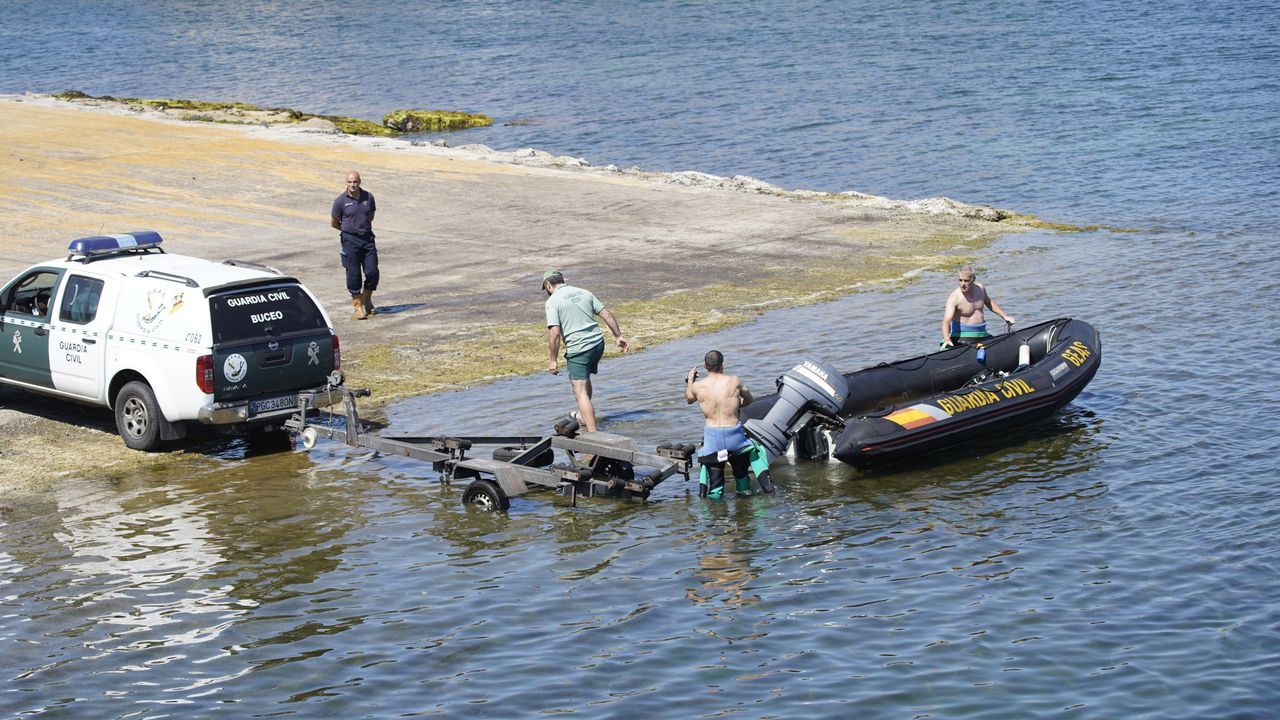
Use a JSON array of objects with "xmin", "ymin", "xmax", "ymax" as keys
[{"xmin": 284, "ymin": 386, "xmax": 697, "ymax": 511}]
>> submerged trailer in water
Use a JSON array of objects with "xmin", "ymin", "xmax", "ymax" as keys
[
  {"xmin": 741, "ymin": 318, "xmax": 1102, "ymax": 469},
  {"xmin": 286, "ymin": 387, "xmax": 697, "ymax": 511}
]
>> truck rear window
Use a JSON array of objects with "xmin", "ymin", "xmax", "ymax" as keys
[{"xmin": 209, "ymin": 285, "xmax": 328, "ymax": 343}]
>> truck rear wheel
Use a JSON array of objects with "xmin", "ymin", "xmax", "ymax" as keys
[
  {"xmin": 245, "ymin": 425, "xmax": 294, "ymax": 452},
  {"xmin": 115, "ymin": 381, "xmax": 164, "ymax": 451}
]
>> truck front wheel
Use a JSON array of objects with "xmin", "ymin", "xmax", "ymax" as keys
[{"xmin": 115, "ymin": 381, "xmax": 164, "ymax": 451}]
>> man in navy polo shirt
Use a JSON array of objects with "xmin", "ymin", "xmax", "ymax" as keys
[{"xmin": 330, "ymin": 170, "xmax": 379, "ymax": 319}]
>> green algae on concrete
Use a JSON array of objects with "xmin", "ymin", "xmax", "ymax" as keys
[
  {"xmin": 53, "ymin": 90, "xmax": 295, "ymax": 116},
  {"xmin": 318, "ymin": 115, "xmax": 398, "ymax": 137},
  {"xmin": 51, "ymin": 91, "xmax": 477, "ymax": 138},
  {"xmin": 383, "ymin": 109, "xmax": 493, "ymax": 132},
  {"xmin": 1009, "ymin": 214, "xmax": 1132, "ymax": 233}
]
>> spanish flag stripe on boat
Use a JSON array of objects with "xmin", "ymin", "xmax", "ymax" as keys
[{"xmin": 886, "ymin": 403, "xmax": 952, "ymax": 429}]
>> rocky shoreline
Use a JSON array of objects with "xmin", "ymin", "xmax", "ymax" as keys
[{"xmin": 0, "ymin": 92, "xmax": 1067, "ymax": 491}]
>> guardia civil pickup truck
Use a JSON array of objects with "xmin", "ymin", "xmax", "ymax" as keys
[{"xmin": 0, "ymin": 231, "xmax": 343, "ymax": 450}]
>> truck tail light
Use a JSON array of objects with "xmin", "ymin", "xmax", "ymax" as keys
[
  {"xmin": 332, "ymin": 335, "xmax": 341, "ymax": 370},
  {"xmin": 196, "ymin": 354, "xmax": 215, "ymax": 394}
]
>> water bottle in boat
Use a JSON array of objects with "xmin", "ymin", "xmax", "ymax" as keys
[
  {"xmin": 1015, "ymin": 343, "xmax": 1031, "ymax": 372},
  {"xmin": 975, "ymin": 344, "xmax": 986, "ymax": 365}
]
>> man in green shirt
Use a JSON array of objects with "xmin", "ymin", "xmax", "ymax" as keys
[{"xmin": 542, "ymin": 270, "xmax": 629, "ymax": 433}]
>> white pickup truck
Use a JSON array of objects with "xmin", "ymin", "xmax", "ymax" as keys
[{"xmin": 0, "ymin": 231, "xmax": 343, "ymax": 450}]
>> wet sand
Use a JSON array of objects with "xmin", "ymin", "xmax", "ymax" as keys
[{"xmin": 0, "ymin": 93, "xmax": 1040, "ymax": 489}]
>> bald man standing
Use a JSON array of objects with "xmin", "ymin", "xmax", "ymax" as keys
[{"xmin": 330, "ymin": 170, "xmax": 379, "ymax": 319}]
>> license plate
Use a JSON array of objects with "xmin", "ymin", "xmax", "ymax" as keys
[{"xmin": 250, "ymin": 395, "xmax": 297, "ymax": 415}]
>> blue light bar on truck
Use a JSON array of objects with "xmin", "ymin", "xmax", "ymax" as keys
[{"xmin": 67, "ymin": 231, "xmax": 165, "ymax": 259}]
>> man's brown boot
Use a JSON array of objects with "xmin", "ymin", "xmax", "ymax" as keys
[
  {"xmin": 360, "ymin": 289, "xmax": 376, "ymax": 316},
  {"xmin": 352, "ymin": 296, "xmax": 367, "ymax": 320}
]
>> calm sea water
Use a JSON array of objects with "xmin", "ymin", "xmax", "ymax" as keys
[{"xmin": 3, "ymin": 1, "xmax": 1279, "ymax": 718}]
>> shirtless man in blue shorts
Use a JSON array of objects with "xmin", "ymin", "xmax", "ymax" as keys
[
  {"xmin": 941, "ymin": 265, "xmax": 1015, "ymax": 347},
  {"xmin": 685, "ymin": 350, "xmax": 754, "ymax": 499}
]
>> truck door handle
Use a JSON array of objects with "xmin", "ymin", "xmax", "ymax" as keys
[
  {"xmin": 83, "ymin": 338, "xmax": 97, "ymax": 344},
  {"xmin": 35, "ymin": 326, "xmax": 48, "ymax": 336}
]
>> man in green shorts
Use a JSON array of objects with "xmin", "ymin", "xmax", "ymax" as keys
[
  {"xmin": 543, "ymin": 270, "xmax": 629, "ymax": 433},
  {"xmin": 941, "ymin": 265, "xmax": 1015, "ymax": 348}
]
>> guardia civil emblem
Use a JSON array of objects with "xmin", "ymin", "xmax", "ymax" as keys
[{"xmin": 223, "ymin": 353, "xmax": 248, "ymax": 383}]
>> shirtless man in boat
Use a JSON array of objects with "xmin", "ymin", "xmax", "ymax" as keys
[
  {"xmin": 685, "ymin": 350, "xmax": 754, "ymax": 499},
  {"xmin": 941, "ymin": 265, "xmax": 1015, "ymax": 347}
]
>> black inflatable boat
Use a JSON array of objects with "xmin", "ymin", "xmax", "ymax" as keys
[{"xmin": 741, "ymin": 318, "xmax": 1101, "ymax": 470}]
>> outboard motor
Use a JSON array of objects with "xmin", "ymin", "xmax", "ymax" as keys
[{"xmin": 744, "ymin": 359, "xmax": 848, "ymax": 462}]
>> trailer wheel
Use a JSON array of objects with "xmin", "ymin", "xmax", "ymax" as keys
[
  {"xmin": 299, "ymin": 427, "xmax": 318, "ymax": 450},
  {"xmin": 492, "ymin": 446, "xmax": 554, "ymax": 467},
  {"xmin": 462, "ymin": 479, "xmax": 510, "ymax": 512},
  {"xmin": 115, "ymin": 380, "xmax": 164, "ymax": 451}
]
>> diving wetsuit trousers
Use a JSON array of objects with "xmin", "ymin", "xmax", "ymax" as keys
[{"xmin": 699, "ymin": 448, "xmax": 752, "ymax": 499}]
